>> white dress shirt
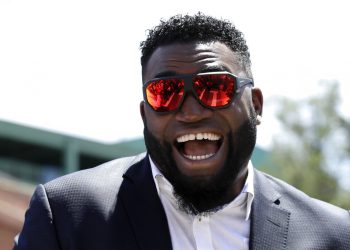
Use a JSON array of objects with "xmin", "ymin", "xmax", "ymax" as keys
[{"xmin": 150, "ymin": 157, "xmax": 255, "ymax": 250}]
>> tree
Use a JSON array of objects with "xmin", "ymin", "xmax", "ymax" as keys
[{"xmin": 263, "ymin": 80, "xmax": 350, "ymax": 209}]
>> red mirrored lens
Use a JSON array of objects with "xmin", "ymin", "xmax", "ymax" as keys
[
  {"xmin": 145, "ymin": 79, "xmax": 185, "ymax": 111},
  {"xmin": 193, "ymin": 74, "xmax": 235, "ymax": 107}
]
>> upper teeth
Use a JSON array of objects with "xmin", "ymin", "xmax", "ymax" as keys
[{"xmin": 176, "ymin": 133, "xmax": 221, "ymax": 143}]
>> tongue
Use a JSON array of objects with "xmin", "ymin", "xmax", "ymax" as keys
[{"xmin": 183, "ymin": 140, "xmax": 219, "ymax": 156}]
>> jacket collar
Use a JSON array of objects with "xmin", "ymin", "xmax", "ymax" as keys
[
  {"xmin": 249, "ymin": 169, "xmax": 291, "ymax": 250},
  {"xmin": 119, "ymin": 156, "xmax": 172, "ymax": 250}
]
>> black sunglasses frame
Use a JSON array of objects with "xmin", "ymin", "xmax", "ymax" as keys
[{"xmin": 143, "ymin": 71, "xmax": 254, "ymax": 113}]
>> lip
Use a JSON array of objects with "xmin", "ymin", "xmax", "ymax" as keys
[{"xmin": 172, "ymin": 130, "xmax": 226, "ymax": 177}]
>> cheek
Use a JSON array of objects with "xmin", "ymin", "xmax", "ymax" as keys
[
  {"xmin": 144, "ymin": 108, "xmax": 172, "ymax": 138},
  {"xmin": 222, "ymin": 98, "xmax": 251, "ymax": 129},
  {"xmin": 234, "ymin": 91, "xmax": 254, "ymax": 117}
]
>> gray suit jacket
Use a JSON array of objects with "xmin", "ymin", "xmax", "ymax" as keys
[{"xmin": 14, "ymin": 153, "xmax": 350, "ymax": 249}]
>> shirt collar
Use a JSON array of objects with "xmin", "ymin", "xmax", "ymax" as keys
[
  {"xmin": 149, "ymin": 156, "xmax": 255, "ymax": 220},
  {"xmin": 149, "ymin": 156, "xmax": 163, "ymax": 195}
]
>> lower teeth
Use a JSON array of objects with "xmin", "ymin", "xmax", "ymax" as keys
[{"xmin": 184, "ymin": 153, "xmax": 215, "ymax": 160}]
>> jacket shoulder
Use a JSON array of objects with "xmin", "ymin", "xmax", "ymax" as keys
[
  {"xmin": 43, "ymin": 153, "xmax": 146, "ymax": 208},
  {"xmin": 14, "ymin": 153, "xmax": 147, "ymax": 249},
  {"xmin": 256, "ymin": 170, "xmax": 350, "ymax": 248},
  {"xmin": 256, "ymin": 170, "xmax": 350, "ymax": 225}
]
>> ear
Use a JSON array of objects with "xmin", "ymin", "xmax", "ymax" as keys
[
  {"xmin": 251, "ymin": 87, "xmax": 263, "ymax": 116},
  {"xmin": 140, "ymin": 101, "xmax": 146, "ymax": 124}
]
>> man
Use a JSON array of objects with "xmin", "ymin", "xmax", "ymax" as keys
[{"xmin": 14, "ymin": 13, "xmax": 350, "ymax": 250}]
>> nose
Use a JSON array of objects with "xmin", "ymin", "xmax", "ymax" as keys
[{"xmin": 175, "ymin": 94, "xmax": 213, "ymax": 123}]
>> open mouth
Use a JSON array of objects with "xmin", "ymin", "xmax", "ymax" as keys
[{"xmin": 175, "ymin": 132, "xmax": 223, "ymax": 161}]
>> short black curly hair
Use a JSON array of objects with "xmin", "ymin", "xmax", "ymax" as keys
[{"xmin": 140, "ymin": 13, "xmax": 252, "ymax": 78}]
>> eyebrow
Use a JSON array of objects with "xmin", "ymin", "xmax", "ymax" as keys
[
  {"xmin": 153, "ymin": 65, "xmax": 230, "ymax": 79},
  {"xmin": 153, "ymin": 71, "xmax": 178, "ymax": 78},
  {"xmin": 198, "ymin": 65, "xmax": 230, "ymax": 73}
]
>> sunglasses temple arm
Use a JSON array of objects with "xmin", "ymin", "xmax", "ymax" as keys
[{"xmin": 237, "ymin": 78, "xmax": 254, "ymax": 88}]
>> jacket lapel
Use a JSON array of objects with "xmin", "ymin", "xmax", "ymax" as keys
[
  {"xmin": 118, "ymin": 156, "xmax": 172, "ymax": 250},
  {"xmin": 249, "ymin": 170, "xmax": 291, "ymax": 250}
]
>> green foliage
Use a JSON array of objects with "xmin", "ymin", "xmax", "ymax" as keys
[{"xmin": 266, "ymin": 81, "xmax": 350, "ymax": 209}]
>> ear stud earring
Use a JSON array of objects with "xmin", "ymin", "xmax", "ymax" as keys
[{"xmin": 256, "ymin": 115, "xmax": 262, "ymax": 125}]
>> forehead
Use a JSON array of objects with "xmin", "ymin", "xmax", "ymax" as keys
[{"xmin": 143, "ymin": 41, "xmax": 245, "ymax": 82}]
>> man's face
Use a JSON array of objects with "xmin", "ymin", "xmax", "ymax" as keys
[{"xmin": 140, "ymin": 41, "xmax": 263, "ymax": 214}]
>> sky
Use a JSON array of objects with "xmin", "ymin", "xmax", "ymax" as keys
[{"xmin": 0, "ymin": 0, "xmax": 349, "ymax": 151}]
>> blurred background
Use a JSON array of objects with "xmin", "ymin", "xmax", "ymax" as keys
[{"xmin": 1, "ymin": 0, "xmax": 350, "ymax": 249}]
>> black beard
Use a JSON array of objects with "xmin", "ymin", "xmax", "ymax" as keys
[{"xmin": 144, "ymin": 113, "xmax": 257, "ymax": 216}]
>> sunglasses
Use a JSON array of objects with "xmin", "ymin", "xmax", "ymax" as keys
[{"xmin": 143, "ymin": 71, "xmax": 254, "ymax": 113}]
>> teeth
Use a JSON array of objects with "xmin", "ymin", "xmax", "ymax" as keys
[
  {"xmin": 176, "ymin": 133, "xmax": 221, "ymax": 143},
  {"xmin": 184, "ymin": 153, "xmax": 215, "ymax": 161}
]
